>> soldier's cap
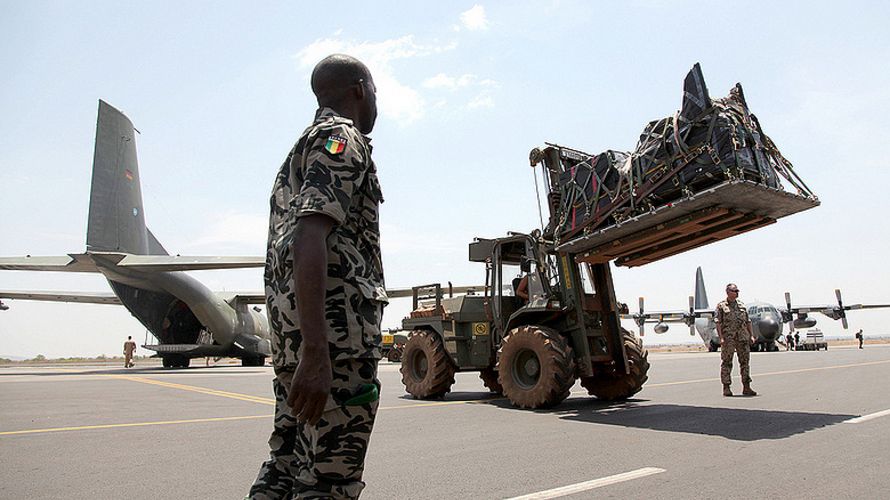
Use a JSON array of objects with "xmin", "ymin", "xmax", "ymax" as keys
[{"xmin": 726, "ymin": 283, "xmax": 739, "ymax": 292}]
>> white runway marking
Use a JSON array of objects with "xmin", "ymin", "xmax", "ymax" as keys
[
  {"xmin": 505, "ymin": 467, "xmax": 666, "ymax": 499},
  {"xmin": 844, "ymin": 408, "xmax": 890, "ymax": 424}
]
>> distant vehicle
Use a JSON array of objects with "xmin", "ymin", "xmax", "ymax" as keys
[
  {"xmin": 382, "ymin": 331, "xmax": 408, "ymax": 362},
  {"xmin": 796, "ymin": 329, "xmax": 828, "ymax": 351},
  {"xmin": 626, "ymin": 267, "xmax": 890, "ymax": 352}
]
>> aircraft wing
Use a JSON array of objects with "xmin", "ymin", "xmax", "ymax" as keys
[
  {"xmin": 385, "ymin": 285, "xmax": 483, "ymax": 299},
  {"xmin": 114, "ymin": 255, "xmax": 264, "ymax": 272},
  {"xmin": 0, "ymin": 253, "xmax": 264, "ymax": 273},
  {"xmin": 231, "ymin": 293, "xmax": 266, "ymax": 305},
  {"xmin": 0, "ymin": 254, "xmax": 100, "ymax": 272},
  {"xmin": 0, "ymin": 290, "xmax": 122, "ymax": 305},
  {"xmin": 230, "ymin": 285, "xmax": 483, "ymax": 305}
]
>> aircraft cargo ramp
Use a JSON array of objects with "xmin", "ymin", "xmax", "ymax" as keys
[{"xmin": 557, "ymin": 180, "xmax": 819, "ymax": 267}]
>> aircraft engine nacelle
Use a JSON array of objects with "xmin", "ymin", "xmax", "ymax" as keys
[
  {"xmin": 654, "ymin": 322, "xmax": 669, "ymax": 334},
  {"xmin": 793, "ymin": 316, "xmax": 817, "ymax": 329}
]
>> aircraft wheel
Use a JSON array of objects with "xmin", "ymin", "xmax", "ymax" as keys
[
  {"xmin": 164, "ymin": 355, "xmax": 190, "ymax": 368},
  {"xmin": 479, "ymin": 367, "xmax": 503, "ymax": 395},
  {"xmin": 242, "ymin": 355, "xmax": 265, "ymax": 367},
  {"xmin": 498, "ymin": 325, "xmax": 575, "ymax": 409},
  {"xmin": 400, "ymin": 330, "xmax": 455, "ymax": 399},
  {"xmin": 581, "ymin": 328, "xmax": 650, "ymax": 401},
  {"xmin": 708, "ymin": 342, "xmax": 719, "ymax": 353},
  {"xmin": 768, "ymin": 342, "xmax": 779, "ymax": 352}
]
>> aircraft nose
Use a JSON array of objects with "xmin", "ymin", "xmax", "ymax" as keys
[{"xmin": 758, "ymin": 318, "xmax": 780, "ymax": 340}]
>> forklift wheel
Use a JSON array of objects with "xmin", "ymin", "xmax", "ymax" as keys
[
  {"xmin": 498, "ymin": 325, "xmax": 575, "ymax": 409},
  {"xmin": 400, "ymin": 330, "xmax": 455, "ymax": 399},
  {"xmin": 387, "ymin": 345, "xmax": 404, "ymax": 363},
  {"xmin": 581, "ymin": 329, "xmax": 650, "ymax": 400}
]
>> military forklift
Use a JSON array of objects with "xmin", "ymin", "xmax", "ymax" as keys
[
  {"xmin": 400, "ymin": 230, "xmax": 649, "ymax": 409},
  {"xmin": 399, "ymin": 65, "xmax": 820, "ymax": 409}
]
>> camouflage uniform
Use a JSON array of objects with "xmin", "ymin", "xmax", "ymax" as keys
[
  {"xmin": 716, "ymin": 299, "xmax": 752, "ymax": 386},
  {"xmin": 249, "ymin": 107, "xmax": 386, "ymax": 500}
]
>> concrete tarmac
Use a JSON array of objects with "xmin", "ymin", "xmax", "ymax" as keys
[{"xmin": 2, "ymin": 345, "xmax": 890, "ymax": 499}]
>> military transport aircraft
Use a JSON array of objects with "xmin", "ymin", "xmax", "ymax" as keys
[
  {"xmin": 0, "ymin": 101, "xmax": 474, "ymax": 367},
  {"xmin": 624, "ymin": 267, "xmax": 890, "ymax": 352}
]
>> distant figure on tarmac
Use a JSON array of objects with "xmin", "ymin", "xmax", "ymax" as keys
[
  {"xmin": 856, "ymin": 329, "xmax": 864, "ymax": 349},
  {"xmin": 794, "ymin": 331, "xmax": 800, "ymax": 348},
  {"xmin": 123, "ymin": 336, "xmax": 136, "ymax": 368},
  {"xmin": 785, "ymin": 332, "xmax": 794, "ymax": 351},
  {"xmin": 248, "ymin": 54, "xmax": 383, "ymax": 500},
  {"xmin": 716, "ymin": 283, "xmax": 757, "ymax": 397}
]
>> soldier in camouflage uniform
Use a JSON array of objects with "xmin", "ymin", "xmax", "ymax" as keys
[
  {"xmin": 248, "ymin": 54, "xmax": 385, "ymax": 500},
  {"xmin": 715, "ymin": 283, "xmax": 757, "ymax": 397}
]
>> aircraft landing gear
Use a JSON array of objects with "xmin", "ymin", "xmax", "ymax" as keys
[
  {"xmin": 708, "ymin": 341, "xmax": 720, "ymax": 352},
  {"xmin": 162, "ymin": 355, "xmax": 191, "ymax": 368},
  {"xmin": 241, "ymin": 355, "xmax": 266, "ymax": 367}
]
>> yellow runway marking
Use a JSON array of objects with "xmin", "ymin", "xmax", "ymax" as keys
[
  {"xmin": 0, "ymin": 415, "xmax": 270, "ymax": 436},
  {"xmin": 110, "ymin": 375, "xmax": 275, "ymax": 405},
  {"xmin": 645, "ymin": 358, "xmax": 890, "ymax": 389},
  {"xmin": 563, "ymin": 358, "xmax": 890, "ymax": 395},
  {"xmin": 7, "ymin": 358, "xmax": 890, "ymax": 436}
]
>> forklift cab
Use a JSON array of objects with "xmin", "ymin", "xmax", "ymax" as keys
[{"xmin": 469, "ymin": 234, "xmax": 551, "ymax": 339}]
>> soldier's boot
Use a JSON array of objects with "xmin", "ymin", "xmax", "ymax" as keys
[
  {"xmin": 723, "ymin": 384, "xmax": 733, "ymax": 397},
  {"xmin": 742, "ymin": 384, "xmax": 757, "ymax": 396}
]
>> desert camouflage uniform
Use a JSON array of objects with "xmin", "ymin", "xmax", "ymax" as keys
[
  {"xmin": 249, "ymin": 107, "xmax": 386, "ymax": 500},
  {"xmin": 716, "ymin": 299, "xmax": 752, "ymax": 386}
]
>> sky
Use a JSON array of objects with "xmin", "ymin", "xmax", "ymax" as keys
[{"xmin": 1, "ymin": 1, "xmax": 889, "ymax": 358}]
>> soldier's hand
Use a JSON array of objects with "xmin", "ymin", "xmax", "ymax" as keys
[{"xmin": 288, "ymin": 346, "xmax": 332, "ymax": 426}]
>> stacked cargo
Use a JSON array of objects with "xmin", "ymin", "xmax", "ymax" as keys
[{"xmin": 532, "ymin": 63, "xmax": 818, "ymax": 266}]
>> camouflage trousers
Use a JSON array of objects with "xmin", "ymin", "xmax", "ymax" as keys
[
  {"xmin": 248, "ymin": 359, "xmax": 380, "ymax": 500},
  {"xmin": 720, "ymin": 338, "xmax": 751, "ymax": 386}
]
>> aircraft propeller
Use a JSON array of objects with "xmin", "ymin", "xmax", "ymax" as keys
[
  {"xmin": 836, "ymin": 289, "xmax": 849, "ymax": 329},
  {"xmin": 784, "ymin": 291, "xmax": 793, "ymax": 331},
  {"xmin": 637, "ymin": 297, "xmax": 645, "ymax": 337},
  {"xmin": 688, "ymin": 296, "xmax": 696, "ymax": 336}
]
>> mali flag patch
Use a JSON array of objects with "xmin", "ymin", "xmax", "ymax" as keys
[{"xmin": 325, "ymin": 135, "xmax": 347, "ymax": 155}]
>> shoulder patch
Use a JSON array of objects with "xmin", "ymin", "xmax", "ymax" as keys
[{"xmin": 325, "ymin": 135, "xmax": 348, "ymax": 155}]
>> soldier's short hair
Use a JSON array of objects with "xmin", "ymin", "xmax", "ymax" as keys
[
  {"xmin": 726, "ymin": 283, "xmax": 739, "ymax": 292},
  {"xmin": 311, "ymin": 54, "xmax": 370, "ymax": 103}
]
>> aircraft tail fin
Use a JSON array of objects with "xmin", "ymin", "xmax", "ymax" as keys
[
  {"xmin": 694, "ymin": 266, "xmax": 709, "ymax": 309},
  {"xmin": 86, "ymin": 100, "xmax": 166, "ymax": 256}
]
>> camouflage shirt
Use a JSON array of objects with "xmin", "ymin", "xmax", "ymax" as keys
[
  {"xmin": 715, "ymin": 299, "xmax": 750, "ymax": 341},
  {"xmin": 265, "ymin": 107, "xmax": 386, "ymax": 367}
]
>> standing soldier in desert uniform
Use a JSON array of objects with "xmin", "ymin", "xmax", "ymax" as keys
[
  {"xmin": 123, "ymin": 336, "xmax": 136, "ymax": 368},
  {"xmin": 716, "ymin": 283, "xmax": 757, "ymax": 397},
  {"xmin": 248, "ymin": 54, "xmax": 385, "ymax": 500}
]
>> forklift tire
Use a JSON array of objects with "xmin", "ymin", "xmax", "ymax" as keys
[
  {"xmin": 581, "ymin": 329, "xmax": 650, "ymax": 401},
  {"xmin": 400, "ymin": 330, "xmax": 455, "ymax": 399},
  {"xmin": 479, "ymin": 367, "xmax": 503, "ymax": 395},
  {"xmin": 497, "ymin": 325, "xmax": 575, "ymax": 409}
]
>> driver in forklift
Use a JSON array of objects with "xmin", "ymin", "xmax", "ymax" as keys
[{"xmin": 515, "ymin": 274, "xmax": 530, "ymax": 303}]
